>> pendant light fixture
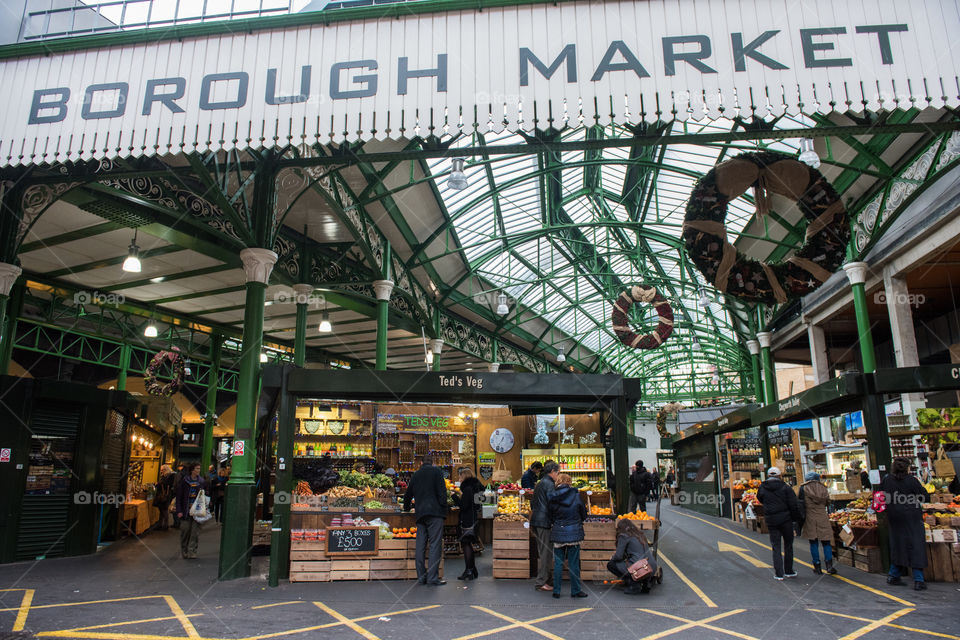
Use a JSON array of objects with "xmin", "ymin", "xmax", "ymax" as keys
[
  {"xmin": 447, "ymin": 158, "xmax": 468, "ymax": 191},
  {"xmin": 144, "ymin": 322, "xmax": 158, "ymax": 338},
  {"xmin": 556, "ymin": 346, "xmax": 566, "ymax": 363},
  {"xmin": 798, "ymin": 138, "xmax": 821, "ymax": 169},
  {"xmin": 318, "ymin": 306, "xmax": 332, "ymax": 333},
  {"xmin": 122, "ymin": 229, "xmax": 142, "ymax": 273},
  {"xmin": 495, "ymin": 293, "xmax": 509, "ymax": 315}
]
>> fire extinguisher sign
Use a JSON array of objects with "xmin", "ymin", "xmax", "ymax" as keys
[{"xmin": 232, "ymin": 441, "xmax": 244, "ymax": 457}]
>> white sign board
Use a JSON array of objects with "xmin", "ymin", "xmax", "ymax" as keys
[{"xmin": 0, "ymin": 0, "xmax": 957, "ymax": 165}]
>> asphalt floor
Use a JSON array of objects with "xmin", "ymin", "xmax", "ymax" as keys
[{"xmin": 1, "ymin": 503, "xmax": 958, "ymax": 640}]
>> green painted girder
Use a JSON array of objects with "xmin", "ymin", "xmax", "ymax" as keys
[
  {"xmin": 100, "ymin": 264, "xmax": 237, "ymax": 293},
  {"xmin": 19, "ymin": 221, "xmax": 123, "ymax": 254}
]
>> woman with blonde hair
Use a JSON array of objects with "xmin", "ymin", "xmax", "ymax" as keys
[
  {"xmin": 154, "ymin": 464, "xmax": 176, "ymax": 531},
  {"xmin": 547, "ymin": 473, "xmax": 588, "ymax": 598}
]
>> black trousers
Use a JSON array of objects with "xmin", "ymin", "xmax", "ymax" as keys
[
  {"xmin": 415, "ymin": 516, "xmax": 444, "ymax": 583},
  {"xmin": 768, "ymin": 520, "xmax": 795, "ymax": 577}
]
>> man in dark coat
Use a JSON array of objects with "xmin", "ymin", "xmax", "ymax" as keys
[
  {"xmin": 403, "ymin": 456, "xmax": 449, "ymax": 585},
  {"xmin": 878, "ymin": 457, "xmax": 928, "ymax": 589},
  {"xmin": 757, "ymin": 466, "xmax": 801, "ymax": 580},
  {"xmin": 530, "ymin": 461, "xmax": 559, "ymax": 591},
  {"xmin": 521, "ymin": 461, "xmax": 543, "ymax": 490},
  {"xmin": 629, "ymin": 461, "xmax": 651, "ymax": 512}
]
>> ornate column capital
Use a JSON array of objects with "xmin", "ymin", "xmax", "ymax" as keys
[
  {"xmin": 373, "ymin": 279, "xmax": 395, "ymax": 301},
  {"xmin": 291, "ymin": 283, "xmax": 314, "ymax": 305},
  {"xmin": 842, "ymin": 261, "xmax": 870, "ymax": 286},
  {"xmin": 756, "ymin": 332, "xmax": 773, "ymax": 350},
  {"xmin": 430, "ymin": 338, "xmax": 444, "ymax": 355},
  {"xmin": 488, "ymin": 362, "xmax": 500, "ymax": 373},
  {"xmin": 745, "ymin": 339, "xmax": 760, "ymax": 356},
  {"xmin": 239, "ymin": 248, "xmax": 278, "ymax": 284},
  {"xmin": 0, "ymin": 262, "xmax": 22, "ymax": 297}
]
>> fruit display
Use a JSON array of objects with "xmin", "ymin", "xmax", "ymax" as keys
[
  {"xmin": 618, "ymin": 510, "xmax": 655, "ymax": 521},
  {"xmin": 294, "ymin": 480, "xmax": 313, "ymax": 496},
  {"xmin": 589, "ymin": 505, "xmax": 613, "ymax": 515},
  {"xmin": 391, "ymin": 526, "xmax": 418, "ymax": 538},
  {"xmin": 829, "ymin": 511, "xmax": 876, "ymax": 526},
  {"xmin": 496, "ymin": 494, "xmax": 529, "ymax": 514},
  {"xmin": 848, "ymin": 494, "xmax": 871, "ymax": 509},
  {"xmin": 741, "ymin": 490, "xmax": 760, "ymax": 506},
  {"xmin": 573, "ymin": 479, "xmax": 607, "ymax": 490},
  {"xmin": 493, "ymin": 482, "xmax": 522, "ymax": 491},
  {"xmin": 494, "ymin": 513, "xmax": 528, "ymax": 522},
  {"xmin": 732, "ymin": 479, "xmax": 761, "ymax": 491}
]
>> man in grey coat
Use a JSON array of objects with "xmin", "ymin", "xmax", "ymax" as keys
[{"xmin": 529, "ymin": 461, "xmax": 559, "ymax": 591}]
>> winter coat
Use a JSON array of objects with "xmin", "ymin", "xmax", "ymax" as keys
[
  {"xmin": 403, "ymin": 463, "xmax": 449, "ymax": 522},
  {"xmin": 547, "ymin": 485, "xmax": 586, "ymax": 544},
  {"xmin": 757, "ymin": 477, "xmax": 801, "ymax": 528},
  {"xmin": 630, "ymin": 468, "xmax": 651, "ymax": 495},
  {"xmin": 454, "ymin": 476, "xmax": 484, "ymax": 530},
  {"xmin": 878, "ymin": 473, "xmax": 928, "ymax": 568},
  {"xmin": 520, "ymin": 468, "xmax": 538, "ymax": 490},
  {"xmin": 154, "ymin": 472, "xmax": 176, "ymax": 506},
  {"xmin": 609, "ymin": 533, "xmax": 658, "ymax": 580},
  {"xmin": 529, "ymin": 475, "xmax": 556, "ymax": 529},
  {"xmin": 175, "ymin": 474, "xmax": 207, "ymax": 517},
  {"xmin": 799, "ymin": 480, "xmax": 833, "ymax": 541}
]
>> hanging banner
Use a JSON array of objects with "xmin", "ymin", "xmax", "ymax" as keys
[{"xmin": 1, "ymin": 0, "xmax": 957, "ymax": 165}]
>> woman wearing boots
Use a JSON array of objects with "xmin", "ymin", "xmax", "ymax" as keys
[
  {"xmin": 799, "ymin": 472, "xmax": 836, "ymax": 575},
  {"xmin": 607, "ymin": 519, "xmax": 659, "ymax": 594},
  {"xmin": 454, "ymin": 467, "xmax": 483, "ymax": 580}
]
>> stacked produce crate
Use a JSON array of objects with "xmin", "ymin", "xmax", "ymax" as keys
[
  {"xmin": 289, "ymin": 530, "xmax": 442, "ymax": 581},
  {"xmin": 492, "ymin": 517, "xmax": 530, "ymax": 578},
  {"xmin": 580, "ymin": 520, "xmax": 616, "ymax": 581}
]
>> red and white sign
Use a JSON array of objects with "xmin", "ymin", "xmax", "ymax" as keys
[
  {"xmin": 0, "ymin": 448, "xmax": 10, "ymax": 462},
  {"xmin": 232, "ymin": 441, "xmax": 244, "ymax": 457}
]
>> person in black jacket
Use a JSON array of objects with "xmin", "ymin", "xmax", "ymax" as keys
[
  {"xmin": 628, "ymin": 461, "xmax": 651, "ymax": 512},
  {"xmin": 878, "ymin": 457, "xmax": 928, "ymax": 590},
  {"xmin": 757, "ymin": 467, "xmax": 801, "ymax": 580},
  {"xmin": 530, "ymin": 461, "xmax": 559, "ymax": 591},
  {"xmin": 520, "ymin": 461, "xmax": 543, "ymax": 490},
  {"xmin": 608, "ymin": 519, "xmax": 659, "ymax": 594},
  {"xmin": 453, "ymin": 467, "xmax": 484, "ymax": 580},
  {"xmin": 548, "ymin": 473, "xmax": 588, "ymax": 599},
  {"xmin": 403, "ymin": 456, "xmax": 449, "ymax": 585},
  {"xmin": 175, "ymin": 463, "xmax": 207, "ymax": 559}
]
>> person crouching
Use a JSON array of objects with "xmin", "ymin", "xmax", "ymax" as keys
[{"xmin": 607, "ymin": 519, "xmax": 659, "ymax": 594}]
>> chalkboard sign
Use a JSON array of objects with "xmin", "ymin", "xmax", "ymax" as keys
[
  {"xmin": 479, "ymin": 465, "xmax": 493, "ymax": 480},
  {"xmin": 326, "ymin": 526, "xmax": 379, "ymax": 556}
]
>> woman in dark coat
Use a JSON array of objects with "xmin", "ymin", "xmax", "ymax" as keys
[
  {"xmin": 608, "ymin": 519, "xmax": 659, "ymax": 594},
  {"xmin": 877, "ymin": 457, "xmax": 928, "ymax": 590},
  {"xmin": 548, "ymin": 473, "xmax": 588, "ymax": 599},
  {"xmin": 453, "ymin": 467, "xmax": 484, "ymax": 580}
]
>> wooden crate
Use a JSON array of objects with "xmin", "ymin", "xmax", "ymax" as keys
[
  {"xmin": 290, "ymin": 540, "xmax": 326, "ymax": 550},
  {"xmin": 493, "ymin": 568, "xmax": 530, "ymax": 578},
  {"xmin": 369, "ymin": 569, "xmax": 410, "ymax": 580},
  {"xmin": 290, "ymin": 571, "xmax": 331, "ymax": 582},
  {"xmin": 493, "ymin": 539, "xmax": 529, "ymax": 559},
  {"xmin": 370, "ymin": 559, "xmax": 407, "ymax": 571},
  {"xmin": 290, "ymin": 561, "xmax": 332, "ymax": 572},
  {"xmin": 493, "ymin": 521, "xmax": 530, "ymax": 539},
  {"xmin": 579, "ymin": 560, "xmax": 608, "ymax": 573},
  {"xmin": 926, "ymin": 543, "xmax": 954, "ymax": 582},
  {"xmin": 379, "ymin": 539, "xmax": 415, "ymax": 550},
  {"xmin": 290, "ymin": 550, "xmax": 327, "ymax": 561},
  {"xmin": 329, "ymin": 559, "xmax": 370, "ymax": 571},
  {"xmin": 330, "ymin": 570, "xmax": 369, "ymax": 581},
  {"xmin": 583, "ymin": 522, "xmax": 616, "ymax": 540},
  {"xmin": 852, "ymin": 547, "xmax": 882, "ymax": 573},
  {"xmin": 580, "ymin": 549, "xmax": 612, "ymax": 561},
  {"xmin": 493, "ymin": 558, "xmax": 529, "ymax": 570}
]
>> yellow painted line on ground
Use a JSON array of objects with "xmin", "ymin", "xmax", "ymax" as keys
[
  {"xmin": 717, "ymin": 542, "xmax": 771, "ymax": 568},
  {"xmin": 55, "ymin": 614, "xmax": 204, "ymax": 633},
  {"xmin": 836, "ymin": 607, "xmax": 915, "ymax": 640},
  {"xmin": 0, "ymin": 595, "xmax": 161, "ymax": 612},
  {"xmin": 312, "ymin": 602, "xmax": 380, "ymax": 640},
  {"xmin": 657, "ymin": 552, "xmax": 718, "ymax": 608},
  {"xmin": 38, "ymin": 631, "xmax": 218, "ymax": 640},
  {"xmin": 451, "ymin": 607, "xmax": 590, "ymax": 640},
  {"xmin": 245, "ymin": 605, "xmax": 441, "ymax": 640},
  {"xmin": 673, "ymin": 510, "xmax": 915, "ymax": 607},
  {"xmin": 163, "ymin": 596, "xmax": 200, "ymax": 639},
  {"xmin": 250, "ymin": 602, "xmax": 305, "ymax": 610},
  {"xmin": 12, "ymin": 588, "xmax": 34, "ymax": 631},
  {"xmin": 809, "ymin": 608, "xmax": 959, "ymax": 640},
  {"xmin": 635, "ymin": 609, "xmax": 750, "ymax": 640},
  {"xmin": 470, "ymin": 606, "xmax": 573, "ymax": 640}
]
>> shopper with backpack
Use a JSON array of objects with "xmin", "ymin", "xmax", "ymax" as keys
[{"xmin": 628, "ymin": 461, "xmax": 651, "ymax": 513}]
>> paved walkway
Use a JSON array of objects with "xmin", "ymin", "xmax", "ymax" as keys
[{"xmin": 1, "ymin": 504, "xmax": 958, "ymax": 640}]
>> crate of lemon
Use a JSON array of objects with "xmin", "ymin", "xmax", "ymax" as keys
[{"xmin": 493, "ymin": 493, "xmax": 532, "ymax": 578}]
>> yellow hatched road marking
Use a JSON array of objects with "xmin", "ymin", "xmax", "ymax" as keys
[
  {"xmin": 249, "ymin": 602, "xmax": 305, "ymax": 610},
  {"xmin": 836, "ymin": 607, "xmax": 915, "ymax": 640},
  {"xmin": 451, "ymin": 606, "xmax": 590, "ymax": 640},
  {"xmin": 809, "ymin": 608, "xmax": 959, "ymax": 639},
  {"xmin": 39, "ymin": 632, "xmax": 214, "ymax": 640},
  {"xmin": 162, "ymin": 596, "xmax": 200, "ymax": 639},
  {"xmin": 0, "ymin": 588, "xmax": 35, "ymax": 631},
  {"xmin": 247, "ymin": 605, "xmax": 441, "ymax": 640},
  {"xmin": 674, "ymin": 510, "xmax": 915, "ymax": 606},
  {"xmin": 0, "ymin": 595, "xmax": 161, "ymax": 612},
  {"xmin": 657, "ymin": 552, "xmax": 718, "ymax": 607},
  {"xmin": 635, "ymin": 609, "xmax": 751, "ymax": 640},
  {"xmin": 56, "ymin": 615, "xmax": 204, "ymax": 633},
  {"xmin": 312, "ymin": 602, "xmax": 381, "ymax": 640}
]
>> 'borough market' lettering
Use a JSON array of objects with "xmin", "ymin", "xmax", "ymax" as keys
[{"xmin": 27, "ymin": 24, "xmax": 907, "ymax": 125}]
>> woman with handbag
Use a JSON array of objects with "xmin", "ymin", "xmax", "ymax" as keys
[
  {"xmin": 798, "ymin": 472, "xmax": 836, "ymax": 575},
  {"xmin": 548, "ymin": 473, "xmax": 588, "ymax": 599},
  {"xmin": 607, "ymin": 519, "xmax": 658, "ymax": 594},
  {"xmin": 453, "ymin": 467, "xmax": 484, "ymax": 580}
]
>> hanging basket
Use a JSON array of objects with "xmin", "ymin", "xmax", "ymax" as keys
[
  {"xmin": 611, "ymin": 284, "xmax": 674, "ymax": 349},
  {"xmin": 683, "ymin": 151, "xmax": 849, "ymax": 305},
  {"xmin": 144, "ymin": 348, "xmax": 185, "ymax": 397}
]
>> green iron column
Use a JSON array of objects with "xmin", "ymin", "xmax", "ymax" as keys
[
  {"xmin": 292, "ymin": 284, "xmax": 313, "ymax": 368},
  {"xmin": 0, "ymin": 264, "xmax": 22, "ymax": 370},
  {"xmin": 373, "ymin": 280, "xmax": 394, "ymax": 371},
  {"xmin": 0, "ymin": 279, "xmax": 24, "ymax": 374},
  {"xmin": 269, "ymin": 365, "xmax": 295, "ymax": 586},
  {"xmin": 756, "ymin": 331, "xmax": 777, "ymax": 404},
  {"xmin": 116, "ymin": 343, "xmax": 132, "ymax": 391},
  {"xmin": 843, "ymin": 262, "xmax": 877, "ymax": 374},
  {"xmin": 746, "ymin": 339, "xmax": 763, "ymax": 403},
  {"xmin": 220, "ymin": 247, "xmax": 277, "ymax": 580},
  {"xmin": 201, "ymin": 334, "xmax": 223, "ymax": 472}
]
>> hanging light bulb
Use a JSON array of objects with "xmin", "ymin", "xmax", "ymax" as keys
[
  {"xmin": 472, "ymin": 410, "xmax": 479, "ymax": 419},
  {"xmin": 144, "ymin": 323, "xmax": 158, "ymax": 338},
  {"xmin": 425, "ymin": 350, "xmax": 434, "ymax": 365},
  {"xmin": 698, "ymin": 289, "xmax": 712, "ymax": 309},
  {"xmin": 318, "ymin": 309, "xmax": 332, "ymax": 333},
  {"xmin": 447, "ymin": 157, "xmax": 468, "ymax": 191},
  {"xmin": 691, "ymin": 339, "xmax": 701, "ymax": 351},
  {"xmin": 131, "ymin": 433, "xmax": 137, "ymax": 442},
  {"xmin": 260, "ymin": 352, "xmax": 268, "ymax": 363},
  {"xmin": 798, "ymin": 138, "xmax": 821, "ymax": 169},
  {"xmin": 556, "ymin": 346, "xmax": 566, "ymax": 363},
  {"xmin": 122, "ymin": 230, "xmax": 142, "ymax": 273},
  {"xmin": 458, "ymin": 411, "xmax": 466, "ymax": 418},
  {"xmin": 183, "ymin": 359, "xmax": 192, "ymax": 377},
  {"xmin": 495, "ymin": 293, "xmax": 509, "ymax": 316}
]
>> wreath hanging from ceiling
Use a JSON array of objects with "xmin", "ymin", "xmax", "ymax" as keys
[
  {"xmin": 144, "ymin": 348, "xmax": 185, "ymax": 398},
  {"xmin": 611, "ymin": 284, "xmax": 674, "ymax": 349},
  {"xmin": 683, "ymin": 151, "xmax": 849, "ymax": 305}
]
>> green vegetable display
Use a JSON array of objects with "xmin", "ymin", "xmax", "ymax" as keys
[{"xmin": 364, "ymin": 500, "xmax": 384, "ymax": 509}]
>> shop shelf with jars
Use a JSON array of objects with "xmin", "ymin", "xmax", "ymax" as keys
[{"xmin": 521, "ymin": 448, "xmax": 608, "ymax": 483}]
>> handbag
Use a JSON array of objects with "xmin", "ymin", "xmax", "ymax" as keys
[
  {"xmin": 627, "ymin": 557, "xmax": 653, "ymax": 581},
  {"xmin": 934, "ymin": 447, "xmax": 956, "ymax": 479}
]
